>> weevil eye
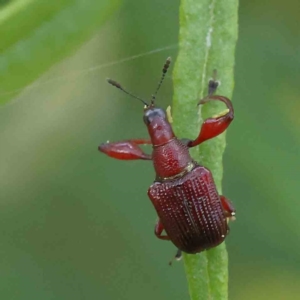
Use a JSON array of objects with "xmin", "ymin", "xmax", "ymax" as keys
[{"xmin": 143, "ymin": 108, "xmax": 166, "ymax": 125}]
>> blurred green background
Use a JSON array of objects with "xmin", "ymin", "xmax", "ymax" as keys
[{"xmin": 1, "ymin": 0, "xmax": 300, "ymax": 299}]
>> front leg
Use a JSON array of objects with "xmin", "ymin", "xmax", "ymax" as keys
[
  {"xmin": 188, "ymin": 95, "xmax": 234, "ymax": 147},
  {"xmin": 99, "ymin": 139, "xmax": 152, "ymax": 160},
  {"xmin": 187, "ymin": 71, "xmax": 234, "ymax": 148}
]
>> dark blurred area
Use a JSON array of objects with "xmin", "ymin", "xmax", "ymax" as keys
[{"xmin": 1, "ymin": 0, "xmax": 300, "ymax": 299}]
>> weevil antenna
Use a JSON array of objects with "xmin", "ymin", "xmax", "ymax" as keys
[
  {"xmin": 107, "ymin": 78, "xmax": 149, "ymax": 107},
  {"xmin": 151, "ymin": 57, "xmax": 171, "ymax": 105}
]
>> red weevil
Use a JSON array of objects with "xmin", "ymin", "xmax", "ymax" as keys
[{"xmin": 99, "ymin": 58, "xmax": 236, "ymax": 260}]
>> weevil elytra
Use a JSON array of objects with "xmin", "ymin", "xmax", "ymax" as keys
[{"xmin": 99, "ymin": 58, "xmax": 235, "ymax": 260}]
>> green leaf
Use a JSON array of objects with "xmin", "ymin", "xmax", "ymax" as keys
[
  {"xmin": 0, "ymin": 0, "xmax": 121, "ymax": 105},
  {"xmin": 172, "ymin": 0, "xmax": 238, "ymax": 299}
]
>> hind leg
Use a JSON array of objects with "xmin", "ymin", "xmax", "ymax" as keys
[
  {"xmin": 154, "ymin": 219, "xmax": 170, "ymax": 240},
  {"xmin": 220, "ymin": 195, "xmax": 236, "ymax": 220},
  {"xmin": 169, "ymin": 249, "xmax": 182, "ymax": 266}
]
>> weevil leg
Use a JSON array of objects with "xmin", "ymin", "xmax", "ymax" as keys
[
  {"xmin": 187, "ymin": 71, "xmax": 234, "ymax": 148},
  {"xmin": 99, "ymin": 139, "xmax": 152, "ymax": 160},
  {"xmin": 187, "ymin": 95, "xmax": 234, "ymax": 147},
  {"xmin": 220, "ymin": 195, "xmax": 236, "ymax": 220},
  {"xmin": 169, "ymin": 249, "xmax": 182, "ymax": 266},
  {"xmin": 154, "ymin": 219, "xmax": 170, "ymax": 240}
]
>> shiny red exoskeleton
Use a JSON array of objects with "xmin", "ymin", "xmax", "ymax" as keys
[{"xmin": 99, "ymin": 58, "xmax": 236, "ymax": 259}]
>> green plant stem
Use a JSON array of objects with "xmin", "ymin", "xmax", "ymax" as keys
[{"xmin": 172, "ymin": 0, "xmax": 238, "ymax": 299}]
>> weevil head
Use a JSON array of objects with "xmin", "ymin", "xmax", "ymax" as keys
[
  {"xmin": 107, "ymin": 58, "xmax": 174, "ymax": 146},
  {"xmin": 143, "ymin": 105, "xmax": 175, "ymax": 146},
  {"xmin": 143, "ymin": 106, "xmax": 166, "ymax": 125}
]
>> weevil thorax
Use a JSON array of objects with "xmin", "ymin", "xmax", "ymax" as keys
[{"xmin": 143, "ymin": 105, "xmax": 194, "ymax": 181}]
